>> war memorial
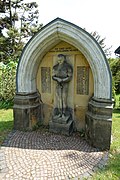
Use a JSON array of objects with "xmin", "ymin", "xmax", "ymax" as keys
[
  {"xmin": 13, "ymin": 18, "xmax": 113, "ymax": 150},
  {"xmin": 0, "ymin": 18, "xmax": 114, "ymax": 180}
]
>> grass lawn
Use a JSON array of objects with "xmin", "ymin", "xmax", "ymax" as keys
[
  {"xmin": 115, "ymin": 94, "xmax": 120, "ymax": 109},
  {"xmin": 0, "ymin": 109, "xmax": 13, "ymax": 145},
  {"xmin": 91, "ymin": 108, "xmax": 120, "ymax": 180},
  {"xmin": 0, "ymin": 108, "xmax": 120, "ymax": 179}
]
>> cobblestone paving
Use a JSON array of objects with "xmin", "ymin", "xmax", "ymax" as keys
[{"xmin": 0, "ymin": 130, "xmax": 108, "ymax": 180}]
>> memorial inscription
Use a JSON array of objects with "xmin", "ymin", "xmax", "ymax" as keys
[
  {"xmin": 41, "ymin": 67, "xmax": 51, "ymax": 93},
  {"xmin": 77, "ymin": 66, "xmax": 89, "ymax": 95},
  {"xmin": 50, "ymin": 46, "xmax": 78, "ymax": 52}
]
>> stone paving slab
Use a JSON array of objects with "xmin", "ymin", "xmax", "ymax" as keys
[{"xmin": 0, "ymin": 130, "xmax": 108, "ymax": 180}]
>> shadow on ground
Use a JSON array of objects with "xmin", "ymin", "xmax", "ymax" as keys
[{"xmin": 1, "ymin": 129, "xmax": 100, "ymax": 152}]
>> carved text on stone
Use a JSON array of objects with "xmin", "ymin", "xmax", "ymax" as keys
[
  {"xmin": 41, "ymin": 67, "xmax": 51, "ymax": 93},
  {"xmin": 50, "ymin": 47, "xmax": 78, "ymax": 52},
  {"xmin": 77, "ymin": 66, "xmax": 89, "ymax": 95}
]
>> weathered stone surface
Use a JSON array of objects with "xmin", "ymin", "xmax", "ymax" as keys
[
  {"xmin": 36, "ymin": 44, "xmax": 94, "ymax": 132},
  {"xmin": 13, "ymin": 92, "xmax": 42, "ymax": 130},
  {"xmin": 85, "ymin": 97, "xmax": 113, "ymax": 150},
  {"xmin": 49, "ymin": 119, "xmax": 73, "ymax": 135},
  {"xmin": 14, "ymin": 18, "xmax": 113, "ymax": 150},
  {"xmin": 17, "ymin": 18, "xmax": 112, "ymax": 100}
]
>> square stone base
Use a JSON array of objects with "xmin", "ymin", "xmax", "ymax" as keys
[
  {"xmin": 85, "ymin": 97, "xmax": 113, "ymax": 150},
  {"xmin": 13, "ymin": 92, "xmax": 42, "ymax": 130},
  {"xmin": 86, "ymin": 112, "xmax": 112, "ymax": 150},
  {"xmin": 49, "ymin": 120, "xmax": 73, "ymax": 136}
]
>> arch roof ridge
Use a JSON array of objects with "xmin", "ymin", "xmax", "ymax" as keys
[
  {"xmin": 20, "ymin": 17, "xmax": 107, "ymax": 63},
  {"xmin": 46, "ymin": 17, "xmax": 111, "ymax": 74},
  {"xmin": 40, "ymin": 17, "xmax": 84, "ymax": 32},
  {"xmin": 17, "ymin": 17, "xmax": 112, "ymax": 99},
  {"xmin": 35, "ymin": 17, "xmax": 108, "ymax": 61}
]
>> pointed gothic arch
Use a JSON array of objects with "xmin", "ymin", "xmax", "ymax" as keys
[
  {"xmin": 14, "ymin": 18, "xmax": 112, "ymax": 150},
  {"xmin": 17, "ymin": 18, "xmax": 112, "ymax": 100}
]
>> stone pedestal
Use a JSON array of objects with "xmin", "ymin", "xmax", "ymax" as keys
[
  {"xmin": 49, "ymin": 109, "xmax": 73, "ymax": 135},
  {"xmin": 85, "ymin": 97, "xmax": 113, "ymax": 150},
  {"xmin": 49, "ymin": 120, "xmax": 73, "ymax": 136},
  {"xmin": 13, "ymin": 92, "xmax": 42, "ymax": 130}
]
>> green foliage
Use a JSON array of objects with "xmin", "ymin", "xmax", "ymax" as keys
[
  {"xmin": 0, "ymin": 109, "xmax": 13, "ymax": 144},
  {"xmin": 91, "ymin": 31, "xmax": 112, "ymax": 58},
  {"xmin": 91, "ymin": 108, "xmax": 120, "ymax": 180},
  {"xmin": 111, "ymin": 109, "xmax": 120, "ymax": 152},
  {"xmin": 108, "ymin": 58, "xmax": 120, "ymax": 95},
  {"xmin": 0, "ymin": 0, "xmax": 42, "ymax": 64},
  {"xmin": 0, "ymin": 61, "xmax": 17, "ymax": 107},
  {"xmin": 0, "ymin": 0, "xmax": 42, "ymax": 108},
  {"xmin": 32, "ymin": 122, "xmax": 49, "ymax": 131},
  {"xmin": 115, "ymin": 94, "xmax": 120, "ymax": 109},
  {"xmin": 0, "ymin": 100, "xmax": 13, "ymax": 109}
]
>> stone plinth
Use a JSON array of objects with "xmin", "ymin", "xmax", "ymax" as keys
[
  {"xmin": 49, "ymin": 109, "xmax": 73, "ymax": 135},
  {"xmin": 13, "ymin": 92, "xmax": 42, "ymax": 130},
  {"xmin": 85, "ymin": 97, "xmax": 113, "ymax": 150},
  {"xmin": 49, "ymin": 119, "xmax": 73, "ymax": 136},
  {"xmin": 52, "ymin": 114, "xmax": 70, "ymax": 124}
]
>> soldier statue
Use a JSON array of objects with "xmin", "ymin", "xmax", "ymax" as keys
[{"xmin": 52, "ymin": 54, "xmax": 73, "ymax": 119}]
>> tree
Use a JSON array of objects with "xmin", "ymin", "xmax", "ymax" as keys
[
  {"xmin": 0, "ymin": 60, "xmax": 17, "ymax": 105},
  {"xmin": 0, "ymin": 0, "xmax": 42, "ymax": 105},
  {"xmin": 108, "ymin": 57, "xmax": 120, "ymax": 94},
  {"xmin": 0, "ymin": 0, "xmax": 42, "ymax": 63},
  {"xmin": 91, "ymin": 31, "xmax": 112, "ymax": 58}
]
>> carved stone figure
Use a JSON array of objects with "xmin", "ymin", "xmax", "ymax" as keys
[{"xmin": 52, "ymin": 54, "xmax": 73, "ymax": 121}]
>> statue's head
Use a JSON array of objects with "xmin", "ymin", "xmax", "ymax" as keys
[{"xmin": 58, "ymin": 54, "xmax": 66, "ymax": 64}]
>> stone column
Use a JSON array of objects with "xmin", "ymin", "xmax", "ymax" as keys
[
  {"xmin": 85, "ymin": 97, "xmax": 113, "ymax": 150},
  {"xmin": 13, "ymin": 92, "xmax": 43, "ymax": 130}
]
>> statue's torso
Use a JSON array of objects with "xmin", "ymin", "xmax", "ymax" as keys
[{"xmin": 53, "ymin": 62, "xmax": 72, "ymax": 79}]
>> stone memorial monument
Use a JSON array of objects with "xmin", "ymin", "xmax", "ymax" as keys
[{"xmin": 13, "ymin": 18, "xmax": 113, "ymax": 150}]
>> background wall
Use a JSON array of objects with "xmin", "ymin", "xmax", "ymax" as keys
[{"xmin": 37, "ymin": 41, "xmax": 94, "ymax": 130}]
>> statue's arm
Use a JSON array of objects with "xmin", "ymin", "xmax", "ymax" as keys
[
  {"xmin": 52, "ymin": 68, "xmax": 62, "ymax": 83},
  {"xmin": 62, "ymin": 67, "xmax": 73, "ymax": 83},
  {"xmin": 52, "ymin": 75, "xmax": 62, "ymax": 82},
  {"xmin": 52, "ymin": 64, "xmax": 73, "ymax": 83}
]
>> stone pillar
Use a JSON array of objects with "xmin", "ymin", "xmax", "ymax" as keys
[
  {"xmin": 85, "ymin": 97, "xmax": 113, "ymax": 150},
  {"xmin": 13, "ymin": 92, "xmax": 43, "ymax": 130}
]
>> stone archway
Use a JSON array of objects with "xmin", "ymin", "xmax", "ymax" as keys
[
  {"xmin": 16, "ymin": 18, "xmax": 112, "ymax": 99},
  {"xmin": 14, "ymin": 18, "xmax": 113, "ymax": 150}
]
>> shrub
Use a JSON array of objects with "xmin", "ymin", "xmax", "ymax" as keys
[{"xmin": 0, "ymin": 61, "xmax": 17, "ymax": 108}]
